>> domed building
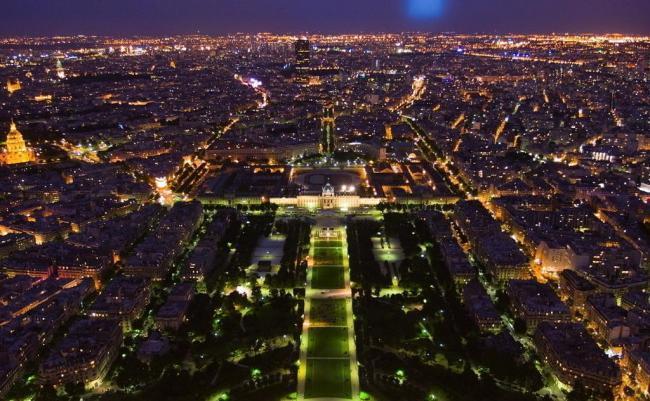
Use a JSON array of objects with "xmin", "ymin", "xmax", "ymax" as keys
[
  {"xmin": 6, "ymin": 79, "xmax": 21, "ymax": 93},
  {"xmin": 322, "ymin": 182, "xmax": 335, "ymax": 197},
  {"xmin": 1, "ymin": 121, "xmax": 35, "ymax": 165}
]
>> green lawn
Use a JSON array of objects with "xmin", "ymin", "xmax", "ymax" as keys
[
  {"xmin": 307, "ymin": 327, "xmax": 349, "ymax": 358},
  {"xmin": 313, "ymin": 247, "xmax": 344, "ymax": 266},
  {"xmin": 311, "ymin": 266, "xmax": 345, "ymax": 289},
  {"xmin": 310, "ymin": 299, "xmax": 347, "ymax": 326},
  {"xmin": 313, "ymin": 239, "xmax": 342, "ymax": 248},
  {"xmin": 304, "ymin": 358, "xmax": 352, "ymax": 399}
]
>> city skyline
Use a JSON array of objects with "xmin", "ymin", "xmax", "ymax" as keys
[
  {"xmin": 2, "ymin": 0, "xmax": 650, "ymax": 37},
  {"xmin": 1, "ymin": 3, "xmax": 650, "ymax": 401}
]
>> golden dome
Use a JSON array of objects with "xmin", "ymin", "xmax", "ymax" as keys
[
  {"xmin": 3, "ymin": 120, "xmax": 34, "ymax": 165},
  {"xmin": 7, "ymin": 121, "xmax": 23, "ymax": 141}
]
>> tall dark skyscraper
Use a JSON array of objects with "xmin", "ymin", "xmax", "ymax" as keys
[{"xmin": 295, "ymin": 37, "xmax": 310, "ymax": 68}]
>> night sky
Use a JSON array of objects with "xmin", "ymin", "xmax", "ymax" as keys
[{"xmin": 3, "ymin": 0, "xmax": 650, "ymax": 36}]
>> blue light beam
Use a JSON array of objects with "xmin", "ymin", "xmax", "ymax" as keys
[{"xmin": 407, "ymin": 0, "xmax": 445, "ymax": 20}]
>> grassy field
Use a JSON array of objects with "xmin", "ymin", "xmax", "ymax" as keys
[
  {"xmin": 313, "ymin": 246, "xmax": 344, "ymax": 266},
  {"xmin": 311, "ymin": 266, "xmax": 345, "ymax": 289},
  {"xmin": 302, "ymin": 226, "xmax": 354, "ymax": 400},
  {"xmin": 309, "ymin": 298, "xmax": 347, "ymax": 326},
  {"xmin": 307, "ymin": 327, "xmax": 349, "ymax": 358},
  {"xmin": 304, "ymin": 358, "xmax": 352, "ymax": 399},
  {"xmin": 313, "ymin": 239, "xmax": 342, "ymax": 248}
]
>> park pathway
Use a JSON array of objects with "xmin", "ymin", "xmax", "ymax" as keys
[{"xmin": 297, "ymin": 216, "xmax": 359, "ymax": 401}]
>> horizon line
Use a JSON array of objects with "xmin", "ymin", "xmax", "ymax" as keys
[{"xmin": 1, "ymin": 31, "xmax": 650, "ymax": 39}]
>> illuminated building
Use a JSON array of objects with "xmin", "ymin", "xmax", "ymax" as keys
[
  {"xmin": 39, "ymin": 319, "xmax": 122, "ymax": 387},
  {"xmin": 623, "ymin": 348, "xmax": 650, "ymax": 397},
  {"xmin": 206, "ymin": 142, "xmax": 318, "ymax": 162},
  {"xmin": 384, "ymin": 124, "xmax": 393, "ymax": 140},
  {"xmin": 155, "ymin": 176, "xmax": 169, "ymax": 190},
  {"xmin": 33, "ymin": 94, "xmax": 53, "ymax": 102},
  {"xmin": 639, "ymin": 164, "xmax": 650, "ymax": 194},
  {"xmin": 584, "ymin": 293, "xmax": 630, "ymax": 345},
  {"xmin": 506, "ymin": 280, "xmax": 571, "ymax": 332},
  {"xmin": 154, "ymin": 176, "xmax": 174, "ymax": 205},
  {"xmin": 558, "ymin": 269, "xmax": 596, "ymax": 313},
  {"xmin": 87, "ymin": 277, "xmax": 151, "ymax": 332},
  {"xmin": 462, "ymin": 279, "xmax": 502, "ymax": 334},
  {"xmin": 638, "ymin": 57, "xmax": 649, "ymax": 73},
  {"xmin": 55, "ymin": 59, "xmax": 66, "ymax": 79},
  {"xmin": 295, "ymin": 37, "xmax": 310, "ymax": 67},
  {"xmin": 155, "ymin": 283, "xmax": 194, "ymax": 331},
  {"xmin": 276, "ymin": 182, "xmax": 377, "ymax": 210},
  {"xmin": 6, "ymin": 79, "xmax": 20, "ymax": 93},
  {"xmin": 1, "ymin": 121, "xmax": 35, "ymax": 165},
  {"xmin": 534, "ymin": 322, "xmax": 621, "ymax": 392}
]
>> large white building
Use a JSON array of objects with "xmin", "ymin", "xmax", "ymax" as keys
[{"xmin": 271, "ymin": 182, "xmax": 381, "ymax": 210}]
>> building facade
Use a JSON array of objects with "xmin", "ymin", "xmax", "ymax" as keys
[{"xmin": 1, "ymin": 122, "xmax": 35, "ymax": 165}]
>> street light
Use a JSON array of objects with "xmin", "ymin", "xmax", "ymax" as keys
[
  {"xmin": 251, "ymin": 368, "xmax": 262, "ymax": 382},
  {"xmin": 395, "ymin": 369, "xmax": 406, "ymax": 385}
]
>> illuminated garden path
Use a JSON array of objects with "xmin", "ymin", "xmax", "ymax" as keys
[{"xmin": 297, "ymin": 216, "xmax": 359, "ymax": 401}]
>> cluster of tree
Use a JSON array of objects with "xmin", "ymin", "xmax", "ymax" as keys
[
  {"xmin": 356, "ymin": 295, "xmax": 421, "ymax": 347},
  {"xmin": 235, "ymin": 203, "xmax": 279, "ymax": 212},
  {"xmin": 225, "ymin": 213, "xmax": 275, "ymax": 284},
  {"xmin": 383, "ymin": 213, "xmax": 421, "ymax": 257},
  {"xmin": 241, "ymin": 290, "xmax": 302, "ymax": 340},
  {"xmin": 266, "ymin": 219, "xmax": 311, "ymax": 288},
  {"xmin": 376, "ymin": 202, "xmax": 455, "ymax": 213},
  {"xmin": 238, "ymin": 344, "xmax": 296, "ymax": 372},
  {"xmin": 467, "ymin": 334, "xmax": 543, "ymax": 391},
  {"xmin": 425, "ymin": 239, "xmax": 474, "ymax": 334},
  {"xmin": 347, "ymin": 219, "xmax": 390, "ymax": 292},
  {"xmin": 377, "ymin": 202, "xmax": 421, "ymax": 213},
  {"xmin": 369, "ymin": 349, "xmax": 542, "ymax": 401},
  {"xmin": 87, "ymin": 363, "xmax": 229, "ymax": 401}
]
